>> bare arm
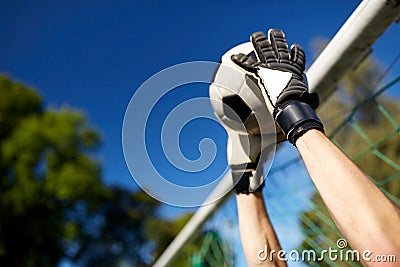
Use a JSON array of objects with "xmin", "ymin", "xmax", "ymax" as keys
[
  {"xmin": 296, "ymin": 129, "xmax": 400, "ymax": 266},
  {"xmin": 236, "ymin": 191, "xmax": 287, "ymax": 267},
  {"xmin": 229, "ymin": 28, "xmax": 400, "ymax": 266}
]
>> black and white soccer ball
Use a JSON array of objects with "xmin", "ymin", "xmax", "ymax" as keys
[{"xmin": 209, "ymin": 42, "xmax": 273, "ymax": 135}]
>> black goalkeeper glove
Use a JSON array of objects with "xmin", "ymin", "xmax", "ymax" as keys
[{"xmin": 231, "ymin": 29, "xmax": 324, "ymax": 144}]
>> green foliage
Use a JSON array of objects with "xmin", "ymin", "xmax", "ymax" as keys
[
  {"xmin": 144, "ymin": 212, "xmax": 205, "ymax": 266},
  {"xmin": 0, "ymin": 75, "xmax": 187, "ymax": 267},
  {"xmin": 0, "ymin": 75, "xmax": 42, "ymax": 141},
  {"xmin": 2, "ymin": 108, "xmax": 104, "ymax": 211}
]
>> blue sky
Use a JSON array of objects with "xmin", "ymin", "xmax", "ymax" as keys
[
  {"xmin": 2, "ymin": 1, "xmax": 400, "ymax": 265},
  {"xmin": 1, "ymin": 0, "xmax": 399, "ymax": 241},
  {"xmin": 0, "ymin": 0, "xmax": 363, "ymax": 190}
]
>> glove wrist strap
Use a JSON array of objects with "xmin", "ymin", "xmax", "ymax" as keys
[{"xmin": 274, "ymin": 101, "xmax": 324, "ymax": 144}]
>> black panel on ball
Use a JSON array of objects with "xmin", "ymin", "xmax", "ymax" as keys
[{"xmin": 222, "ymin": 95, "xmax": 252, "ymax": 123}]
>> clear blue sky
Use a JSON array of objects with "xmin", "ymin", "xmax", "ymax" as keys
[
  {"xmin": 2, "ymin": 1, "xmax": 400, "ymax": 265},
  {"xmin": 1, "ymin": 0, "xmax": 398, "ymax": 208}
]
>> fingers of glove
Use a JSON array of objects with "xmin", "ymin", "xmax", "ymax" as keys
[
  {"xmin": 227, "ymin": 132, "xmax": 261, "ymax": 165},
  {"xmin": 290, "ymin": 44, "xmax": 306, "ymax": 72},
  {"xmin": 268, "ymin": 29, "xmax": 290, "ymax": 64},
  {"xmin": 231, "ymin": 53, "xmax": 259, "ymax": 73},
  {"xmin": 250, "ymin": 31, "xmax": 276, "ymax": 64},
  {"xmin": 249, "ymin": 174, "xmax": 264, "ymax": 192}
]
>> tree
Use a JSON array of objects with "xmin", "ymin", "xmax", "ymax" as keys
[
  {"xmin": 298, "ymin": 40, "xmax": 400, "ymax": 266},
  {"xmin": 145, "ymin": 211, "xmax": 216, "ymax": 267},
  {"xmin": 0, "ymin": 75, "xmax": 174, "ymax": 266},
  {"xmin": 144, "ymin": 213, "xmax": 233, "ymax": 266}
]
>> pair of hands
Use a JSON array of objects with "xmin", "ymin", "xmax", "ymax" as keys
[{"xmin": 218, "ymin": 29, "xmax": 322, "ymax": 193}]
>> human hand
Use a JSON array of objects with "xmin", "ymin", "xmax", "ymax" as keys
[
  {"xmin": 231, "ymin": 29, "xmax": 323, "ymax": 144},
  {"xmin": 227, "ymin": 131, "xmax": 274, "ymax": 193}
]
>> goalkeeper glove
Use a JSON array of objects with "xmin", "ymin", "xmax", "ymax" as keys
[
  {"xmin": 227, "ymin": 131, "xmax": 274, "ymax": 193},
  {"xmin": 231, "ymin": 29, "xmax": 324, "ymax": 144}
]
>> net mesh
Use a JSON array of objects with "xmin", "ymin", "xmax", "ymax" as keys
[{"xmin": 188, "ymin": 74, "xmax": 400, "ymax": 266}]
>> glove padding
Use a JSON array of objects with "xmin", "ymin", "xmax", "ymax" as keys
[
  {"xmin": 231, "ymin": 29, "xmax": 323, "ymax": 144},
  {"xmin": 231, "ymin": 29, "xmax": 318, "ymax": 111},
  {"xmin": 227, "ymin": 131, "xmax": 275, "ymax": 193}
]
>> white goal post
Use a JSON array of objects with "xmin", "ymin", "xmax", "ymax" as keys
[{"xmin": 153, "ymin": 1, "xmax": 400, "ymax": 266}]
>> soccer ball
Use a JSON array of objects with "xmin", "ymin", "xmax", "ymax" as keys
[{"xmin": 209, "ymin": 42, "xmax": 274, "ymax": 135}]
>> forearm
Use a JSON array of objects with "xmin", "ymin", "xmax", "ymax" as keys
[
  {"xmin": 296, "ymin": 129, "xmax": 400, "ymax": 264},
  {"xmin": 236, "ymin": 192, "xmax": 287, "ymax": 267}
]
